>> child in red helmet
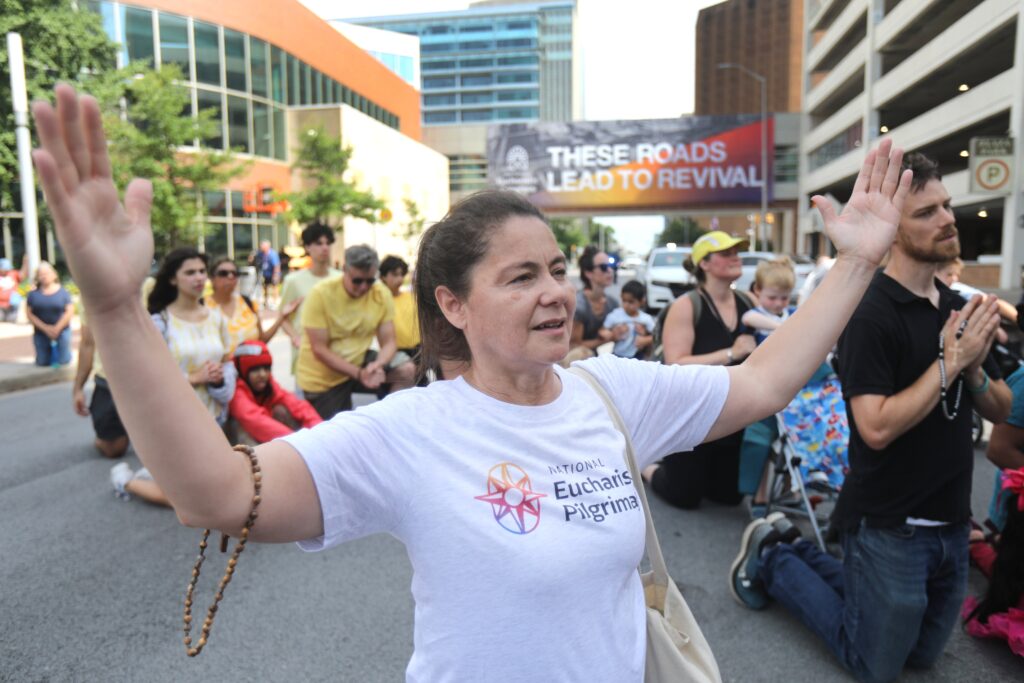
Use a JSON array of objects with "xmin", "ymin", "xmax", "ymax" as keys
[{"xmin": 230, "ymin": 340, "xmax": 322, "ymax": 444}]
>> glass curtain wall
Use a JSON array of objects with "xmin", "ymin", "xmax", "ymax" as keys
[{"xmin": 87, "ymin": 1, "xmax": 405, "ymax": 255}]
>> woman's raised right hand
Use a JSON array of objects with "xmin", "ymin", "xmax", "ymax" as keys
[{"xmin": 31, "ymin": 84, "xmax": 154, "ymax": 317}]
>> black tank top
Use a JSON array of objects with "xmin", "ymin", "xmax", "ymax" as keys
[{"xmin": 691, "ymin": 288, "xmax": 753, "ymax": 361}]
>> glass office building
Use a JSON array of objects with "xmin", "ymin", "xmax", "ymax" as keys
[
  {"xmin": 83, "ymin": 1, "xmax": 405, "ymax": 258},
  {"xmin": 352, "ymin": 1, "xmax": 575, "ymax": 127},
  {"xmin": 349, "ymin": 2, "xmax": 577, "ymax": 196}
]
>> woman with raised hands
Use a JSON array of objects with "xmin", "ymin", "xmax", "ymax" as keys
[{"xmin": 33, "ymin": 83, "xmax": 922, "ymax": 680}]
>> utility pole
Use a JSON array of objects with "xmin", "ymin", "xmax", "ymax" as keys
[{"xmin": 7, "ymin": 33, "xmax": 40, "ymax": 276}]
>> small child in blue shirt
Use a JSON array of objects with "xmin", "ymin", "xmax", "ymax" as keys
[
  {"xmin": 603, "ymin": 280, "xmax": 656, "ymax": 359},
  {"xmin": 741, "ymin": 257, "xmax": 797, "ymax": 345}
]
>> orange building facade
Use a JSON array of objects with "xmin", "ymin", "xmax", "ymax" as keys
[{"xmin": 85, "ymin": 0, "xmax": 431, "ymax": 260}]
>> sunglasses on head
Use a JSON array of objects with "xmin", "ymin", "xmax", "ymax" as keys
[
  {"xmin": 595, "ymin": 263, "xmax": 613, "ymax": 272},
  {"xmin": 351, "ymin": 276, "xmax": 376, "ymax": 286},
  {"xmin": 214, "ymin": 269, "xmax": 238, "ymax": 278}
]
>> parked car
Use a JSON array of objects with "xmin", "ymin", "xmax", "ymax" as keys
[
  {"xmin": 734, "ymin": 251, "xmax": 815, "ymax": 299},
  {"xmin": 645, "ymin": 246, "xmax": 694, "ymax": 311}
]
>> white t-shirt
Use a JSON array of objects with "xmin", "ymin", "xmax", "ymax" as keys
[{"xmin": 282, "ymin": 355, "xmax": 729, "ymax": 682}]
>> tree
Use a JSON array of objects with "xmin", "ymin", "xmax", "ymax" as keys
[
  {"xmin": 90, "ymin": 64, "xmax": 248, "ymax": 253},
  {"xmin": 286, "ymin": 126, "xmax": 384, "ymax": 234},
  {"xmin": 656, "ymin": 216, "xmax": 701, "ymax": 246},
  {"xmin": 401, "ymin": 198, "xmax": 426, "ymax": 240},
  {"xmin": 591, "ymin": 220, "xmax": 617, "ymax": 252},
  {"xmin": 549, "ymin": 217, "xmax": 586, "ymax": 257},
  {"xmin": 0, "ymin": 1, "xmax": 116, "ymax": 236}
]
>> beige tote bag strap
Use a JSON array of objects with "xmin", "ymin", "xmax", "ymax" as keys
[{"xmin": 568, "ymin": 366, "xmax": 671, "ymax": 587}]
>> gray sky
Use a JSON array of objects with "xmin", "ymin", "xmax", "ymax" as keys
[{"xmin": 299, "ymin": 0, "xmax": 724, "ymax": 253}]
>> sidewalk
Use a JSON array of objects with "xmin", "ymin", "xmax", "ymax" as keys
[{"xmin": 0, "ymin": 319, "xmax": 81, "ymax": 395}]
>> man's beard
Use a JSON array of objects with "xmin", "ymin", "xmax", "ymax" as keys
[{"xmin": 896, "ymin": 230, "xmax": 960, "ymax": 264}]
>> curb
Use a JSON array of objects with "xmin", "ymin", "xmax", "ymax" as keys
[{"xmin": 0, "ymin": 364, "xmax": 75, "ymax": 395}]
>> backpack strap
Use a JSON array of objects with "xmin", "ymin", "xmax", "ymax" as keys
[
  {"xmin": 241, "ymin": 294, "xmax": 256, "ymax": 314},
  {"xmin": 686, "ymin": 288, "xmax": 703, "ymax": 329}
]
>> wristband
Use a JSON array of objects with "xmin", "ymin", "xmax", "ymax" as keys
[{"xmin": 967, "ymin": 372, "xmax": 990, "ymax": 394}]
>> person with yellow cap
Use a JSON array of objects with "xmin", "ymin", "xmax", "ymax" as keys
[{"xmin": 644, "ymin": 230, "xmax": 757, "ymax": 509}]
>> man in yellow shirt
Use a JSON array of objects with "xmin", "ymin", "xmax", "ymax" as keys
[
  {"xmin": 380, "ymin": 255, "xmax": 420, "ymax": 360},
  {"xmin": 296, "ymin": 245, "xmax": 416, "ymax": 418}
]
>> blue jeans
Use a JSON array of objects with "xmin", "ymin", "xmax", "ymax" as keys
[
  {"xmin": 759, "ymin": 522, "xmax": 969, "ymax": 683},
  {"xmin": 32, "ymin": 327, "xmax": 72, "ymax": 366}
]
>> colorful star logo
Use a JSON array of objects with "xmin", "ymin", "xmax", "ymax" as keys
[{"xmin": 474, "ymin": 462, "xmax": 548, "ymax": 534}]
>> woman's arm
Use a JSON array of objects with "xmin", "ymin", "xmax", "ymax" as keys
[
  {"xmin": 54, "ymin": 301, "xmax": 75, "ymax": 333},
  {"xmin": 259, "ymin": 297, "xmax": 301, "ymax": 343},
  {"xmin": 662, "ymin": 296, "xmax": 754, "ymax": 366},
  {"xmin": 987, "ymin": 420, "xmax": 1024, "ymax": 470},
  {"xmin": 706, "ymin": 140, "xmax": 915, "ymax": 441},
  {"xmin": 31, "ymin": 85, "xmax": 323, "ymax": 543}
]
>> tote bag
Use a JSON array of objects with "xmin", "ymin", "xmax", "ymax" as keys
[{"xmin": 569, "ymin": 366, "xmax": 722, "ymax": 683}]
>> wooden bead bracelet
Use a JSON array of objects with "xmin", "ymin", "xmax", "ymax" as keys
[{"xmin": 183, "ymin": 444, "xmax": 262, "ymax": 657}]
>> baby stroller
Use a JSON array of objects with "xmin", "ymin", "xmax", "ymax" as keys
[{"xmin": 742, "ymin": 363, "xmax": 850, "ymax": 550}]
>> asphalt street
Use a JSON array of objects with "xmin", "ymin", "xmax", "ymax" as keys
[{"xmin": 2, "ymin": 374, "xmax": 1022, "ymax": 682}]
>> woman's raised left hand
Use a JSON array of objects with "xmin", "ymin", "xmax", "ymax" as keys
[{"xmin": 811, "ymin": 138, "xmax": 912, "ymax": 268}]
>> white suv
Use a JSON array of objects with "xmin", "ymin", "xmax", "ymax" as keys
[{"xmin": 645, "ymin": 246, "xmax": 694, "ymax": 311}]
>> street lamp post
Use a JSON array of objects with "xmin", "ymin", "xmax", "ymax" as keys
[{"xmin": 717, "ymin": 62, "xmax": 768, "ymax": 252}]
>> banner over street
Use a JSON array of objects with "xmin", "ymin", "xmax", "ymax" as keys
[{"xmin": 487, "ymin": 115, "xmax": 773, "ymax": 211}]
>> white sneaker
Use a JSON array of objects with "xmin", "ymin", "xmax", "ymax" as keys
[{"xmin": 110, "ymin": 463, "xmax": 133, "ymax": 500}]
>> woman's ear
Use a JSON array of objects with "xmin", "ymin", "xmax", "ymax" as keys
[{"xmin": 435, "ymin": 285, "xmax": 467, "ymax": 330}]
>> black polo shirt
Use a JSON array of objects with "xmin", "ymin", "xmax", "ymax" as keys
[{"xmin": 833, "ymin": 271, "xmax": 1000, "ymax": 530}]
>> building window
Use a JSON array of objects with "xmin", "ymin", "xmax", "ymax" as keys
[
  {"xmin": 288, "ymin": 54, "xmax": 300, "ymax": 105},
  {"xmin": 496, "ymin": 89, "xmax": 537, "ymax": 102},
  {"xmin": 270, "ymin": 46, "xmax": 286, "ymax": 104},
  {"xmin": 312, "ymin": 69, "xmax": 322, "ymax": 105},
  {"xmin": 250, "ymin": 37, "xmax": 268, "ymax": 98},
  {"xmin": 252, "ymin": 101, "xmax": 271, "ymax": 158},
  {"xmin": 423, "ymin": 25, "xmax": 451, "ymax": 35},
  {"xmin": 224, "ymin": 29, "xmax": 247, "ymax": 92},
  {"xmin": 423, "ymin": 76, "xmax": 456, "ymax": 89},
  {"xmin": 496, "ymin": 38, "xmax": 535, "ymax": 48},
  {"xmin": 809, "ymin": 122, "xmax": 862, "ymax": 171},
  {"xmin": 459, "ymin": 24, "xmax": 491, "ymax": 33},
  {"xmin": 196, "ymin": 89, "xmax": 223, "ymax": 149},
  {"xmin": 460, "ymin": 41, "xmax": 492, "ymax": 50},
  {"xmin": 496, "ymin": 72, "xmax": 537, "ymax": 84},
  {"xmin": 204, "ymin": 223, "xmax": 228, "ymax": 258},
  {"xmin": 423, "ymin": 60, "xmax": 456, "ymax": 71},
  {"xmin": 422, "ymin": 43, "xmax": 455, "ymax": 53},
  {"xmin": 205, "ymin": 191, "xmax": 227, "ymax": 217},
  {"xmin": 462, "ymin": 110, "xmax": 493, "ymax": 122},
  {"xmin": 272, "ymin": 106, "xmax": 286, "ymax": 160},
  {"xmin": 462, "ymin": 74, "xmax": 493, "ymax": 87},
  {"xmin": 158, "ymin": 13, "xmax": 188, "ymax": 73},
  {"xmin": 424, "ymin": 111, "xmax": 456, "ymax": 123},
  {"xmin": 460, "ymin": 57, "xmax": 493, "ymax": 68},
  {"xmin": 496, "ymin": 55, "xmax": 538, "ymax": 66},
  {"xmin": 232, "ymin": 222, "xmax": 253, "ymax": 258},
  {"xmin": 503, "ymin": 20, "xmax": 534, "ymax": 30},
  {"xmin": 461, "ymin": 92, "xmax": 493, "ymax": 104},
  {"xmin": 193, "ymin": 21, "xmax": 220, "ymax": 86},
  {"xmin": 227, "ymin": 95, "xmax": 250, "ymax": 153},
  {"xmin": 301, "ymin": 63, "xmax": 312, "ymax": 105},
  {"xmin": 424, "ymin": 94, "xmax": 457, "ymax": 106},
  {"xmin": 398, "ymin": 56, "xmax": 414, "ymax": 83},
  {"xmin": 122, "ymin": 6, "xmax": 154, "ymax": 67},
  {"xmin": 496, "ymin": 107, "xmax": 538, "ymax": 120}
]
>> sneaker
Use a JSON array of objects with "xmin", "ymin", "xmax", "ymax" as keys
[
  {"xmin": 765, "ymin": 511, "xmax": 802, "ymax": 544},
  {"xmin": 110, "ymin": 463, "xmax": 133, "ymax": 501},
  {"xmin": 729, "ymin": 519, "xmax": 780, "ymax": 610}
]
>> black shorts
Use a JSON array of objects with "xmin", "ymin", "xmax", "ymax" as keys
[{"xmin": 90, "ymin": 376, "xmax": 127, "ymax": 441}]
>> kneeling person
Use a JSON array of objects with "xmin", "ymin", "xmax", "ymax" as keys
[
  {"xmin": 296, "ymin": 244, "xmax": 416, "ymax": 419},
  {"xmin": 230, "ymin": 340, "xmax": 322, "ymax": 444}
]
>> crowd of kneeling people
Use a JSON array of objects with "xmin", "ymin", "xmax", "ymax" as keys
[{"xmin": 70, "ymin": 154, "xmax": 1022, "ymax": 679}]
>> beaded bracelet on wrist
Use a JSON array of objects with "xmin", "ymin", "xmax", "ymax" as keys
[{"xmin": 183, "ymin": 444, "xmax": 262, "ymax": 657}]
